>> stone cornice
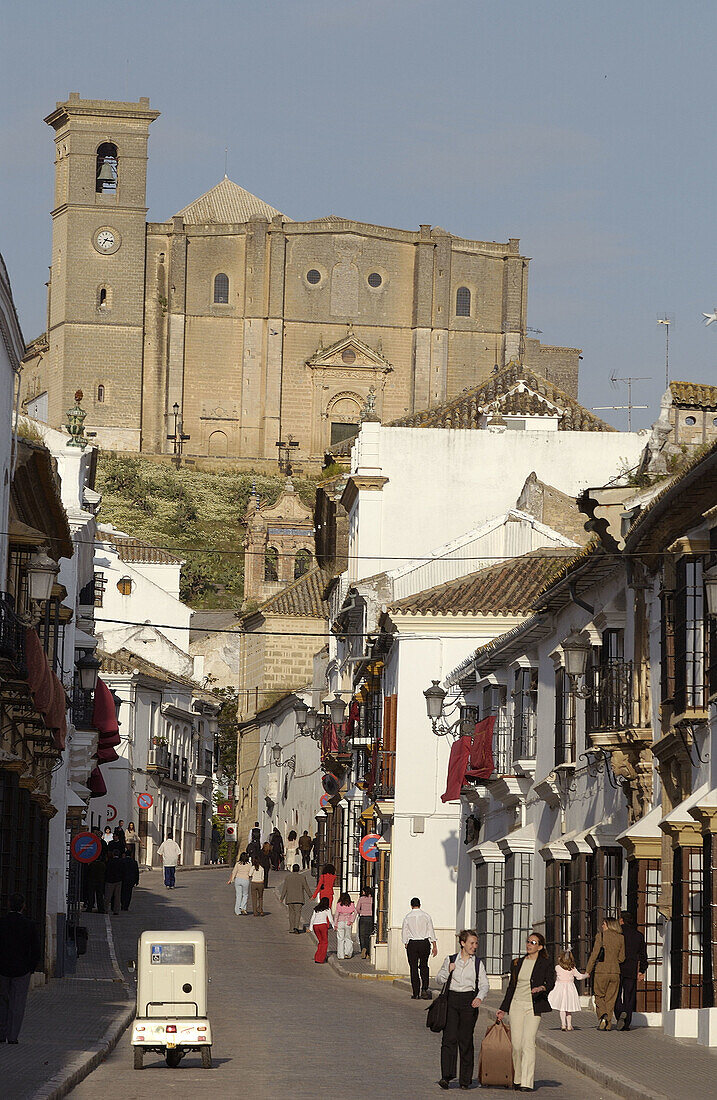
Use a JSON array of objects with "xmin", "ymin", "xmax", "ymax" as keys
[{"xmin": 340, "ymin": 475, "xmax": 388, "ymax": 511}]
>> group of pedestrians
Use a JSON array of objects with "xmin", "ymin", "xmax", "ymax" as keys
[{"xmin": 83, "ymin": 821, "xmax": 140, "ymax": 914}]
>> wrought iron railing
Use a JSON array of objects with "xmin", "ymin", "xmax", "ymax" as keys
[
  {"xmin": 586, "ymin": 660, "xmax": 633, "ymax": 732},
  {"xmin": 374, "ymin": 749, "xmax": 396, "ymax": 798},
  {"xmin": 491, "ymin": 709, "xmax": 512, "ymax": 775},
  {"xmin": 148, "ymin": 743, "xmax": 170, "ymax": 771},
  {"xmin": 71, "ymin": 687, "xmax": 95, "ymax": 730},
  {"xmin": 0, "ymin": 593, "xmax": 27, "ymax": 673},
  {"xmin": 512, "ymin": 709, "xmax": 537, "ymax": 760}
]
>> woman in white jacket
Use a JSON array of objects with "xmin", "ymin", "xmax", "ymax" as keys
[{"xmin": 436, "ymin": 929, "xmax": 490, "ymax": 1091}]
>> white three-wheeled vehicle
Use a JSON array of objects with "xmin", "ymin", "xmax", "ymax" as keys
[{"xmin": 131, "ymin": 929, "xmax": 212, "ymax": 1069}]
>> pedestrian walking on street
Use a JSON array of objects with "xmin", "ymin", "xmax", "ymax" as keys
[
  {"xmin": 157, "ymin": 831, "xmax": 182, "ymax": 889},
  {"xmin": 496, "ymin": 930, "xmax": 555, "ymax": 1092},
  {"xmin": 335, "ymin": 892, "xmax": 356, "ymax": 959},
  {"xmin": 113, "ymin": 819, "xmax": 126, "ymax": 853},
  {"xmin": 210, "ymin": 823, "xmax": 221, "ymax": 864},
  {"xmin": 547, "ymin": 950, "xmax": 588, "ymax": 1031},
  {"xmin": 0, "ymin": 893, "xmax": 41, "ymax": 1045},
  {"xmin": 298, "ymin": 830, "xmax": 312, "ymax": 869},
  {"xmin": 84, "ymin": 837, "xmax": 106, "ymax": 912},
  {"xmin": 310, "ymin": 832, "xmax": 320, "ymax": 874},
  {"xmin": 310, "ymin": 898, "xmax": 333, "ymax": 963},
  {"xmin": 402, "ymin": 897, "xmax": 437, "ymax": 1000},
  {"xmin": 259, "ymin": 842, "xmax": 272, "ymax": 887},
  {"xmin": 124, "ymin": 822, "xmax": 139, "ymax": 860},
  {"xmin": 436, "ymin": 929, "xmax": 489, "ymax": 1091},
  {"xmin": 249, "ymin": 857, "xmax": 266, "ymax": 915},
  {"xmin": 247, "ymin": 821, "xmax": 262, "ymax": 858},
  {"xmin": 103, "ymin": 848, "xmax": 123, "ymax": 914},
  {"xmin": 270, "ymin": 828, "xmax": 284, "ymax": 870},
  {"xmin": 103, "ymin": 825, "xmax": 113, "ymax": 845},
  {"xmin": 228, "ymin": 852, "xmax": 251, "ymax": 915},
  {"xmin": 278, "ymin": 864, "xmax": 312, "ymax": 931},
  {"xmin": 586, "ymin": 917, "xmax": 625, "ymax": 1031},
  {"xmin": 312, "ymin": 863, "xmax": 336, "ymax": 907},
  {"xmin": 285, "ymin": 830, "xmax": 299, "ymax": 872},
  {"xmin": 615, "ymin": 911, "xmax": 647, "ymax": 1032},
  {"xmin": 356, "ymin": 886, "xmax": 374, "ymax": 959},
  {"xmin": 120, "ymin": 848, "xmax": 140, "ymax": 911}
]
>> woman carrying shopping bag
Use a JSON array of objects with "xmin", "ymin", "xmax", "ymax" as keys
[
  {"xmin": 435, "ymin": 929, "xmax": 489, "ymax": 1091},
  {"xmin": 496, "ymin": 931, "xmax": 555, "ymax": 1092}
]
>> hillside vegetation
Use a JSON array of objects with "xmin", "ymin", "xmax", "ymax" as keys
[{"xmin": 95, "ymin": 453, "xmax": 318, "ymax": 609}]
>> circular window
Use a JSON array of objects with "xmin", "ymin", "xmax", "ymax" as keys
[
  {"xmin": 685, "ymin": 416, "xmax": 696, "ymax": 426},
  {"xmin": 367, "ymin": 272, "xmax": 382, "ymax": 288},
  {"xmin": 342, "ymin": 348, "xmax": 356, "ymax": 364},
  {"xmin": 306, "ymin": 269, "xmax": 321, "ymax": 285}
]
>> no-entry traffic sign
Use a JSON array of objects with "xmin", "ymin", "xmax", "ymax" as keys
[
  {"xmin": 319, "ymin": 793, "xmax": 330, "ymax": 809},
  {"xmin": 137, "ymin": 792, "xmax": 154, "ymax": 810},
  {"xmin": 71, "ymin": 832, "xmax": 102, "ymax": 864},
  {"xmin": 359, "ymin": 833, "xmax": 381, "ymax": 862}
]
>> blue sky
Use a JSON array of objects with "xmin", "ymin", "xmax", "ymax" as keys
[{"xmin": 2, "ymin": 0, "xmax": 716, "ymax": 429}]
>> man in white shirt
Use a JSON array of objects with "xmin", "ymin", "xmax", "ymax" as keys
[
  {"xmin": 156, "ymin": 831, "xmax": 181, "ymax": 889},
  {"xmin": 401, "ymin": 896, "xmax": 437, "ymax": 1000}
]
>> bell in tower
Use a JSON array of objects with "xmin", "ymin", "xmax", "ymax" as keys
[{"xmin": 96, "ymin": 142, "xmax": 118, "ymax": 193}]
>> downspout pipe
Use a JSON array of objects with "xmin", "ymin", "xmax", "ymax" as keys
[{"xmin": 568, "ymin": 579, "xmax": 594, "ymax": 617}]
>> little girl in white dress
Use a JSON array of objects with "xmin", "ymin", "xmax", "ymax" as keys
[{"xmin": 548, "ymin": 949, "xmax": 589, "ymax": 1030}]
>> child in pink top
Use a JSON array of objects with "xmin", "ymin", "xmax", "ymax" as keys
[
  {"xmin": 335, "ymin": 891, "xmax": 356, "ymax": 960},
  {"xmin": 548, "ymin": 949, "xmax": 589, "ymax": 1030}
]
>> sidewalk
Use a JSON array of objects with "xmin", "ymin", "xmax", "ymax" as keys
[{"xmin": 0, "ymin": 911, "xmax": 133, "ymax": 1100}]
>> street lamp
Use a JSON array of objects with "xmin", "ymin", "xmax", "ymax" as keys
[
  {"xmin": 328, "ymin": 693, "xmax": 347, "ymax": 726},
  {"xmin": 271, "ymin": 745, "xmax": 282, "ymax": 766},
  {"xmin": 562, "ymin": 629, "xmax": 591, "ymax": 681},
  {"xmin": 424, "ymin": 680, "xmax": 447, "ymax": 722},
  {"xmin": 294, "ymin": 699, "xmax": 309, "ymax": 730},
  {"xmin": 704, "ymin": 564, "xmax": 717, "ymax": 617},
  {"xmin": 304, "ymin": 707, "xmax": 318, "ymax": 733},
  {"xmin": 76, "ymin": 650, "xmax": 101, "ymax": 693},
  {"xmin": 26, "ymin": 548, "xmax": 60, "ymax": 603}
]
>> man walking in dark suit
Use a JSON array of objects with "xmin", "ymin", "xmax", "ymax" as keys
[
  {"xmin": 615, "ymin": 910, "xmax": 648, "ymax": 1031},
  {"xmin": 0, "ymin": 893, "xmax": 41, "ymax": 1044}
]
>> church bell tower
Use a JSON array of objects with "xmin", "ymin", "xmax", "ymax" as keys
[{"xmin": 43, "ymin": 94, "xmax": 159, "ymax": 448}]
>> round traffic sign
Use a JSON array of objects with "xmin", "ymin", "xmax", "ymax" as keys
[
  {"xmin": 71, "ymin": 832, "xmax": 102, "ymax": 864},
  {"xmin": 137, "ymin": 792, "xmax": 154, "ymax": 810},
  {"xmin": 319, "ymin": 793, "xmax": 330, "ymax": 809},
  {"xmin": 359, "ymin": 832, "xmax": 381, "ymax": 862},
  {"xmin": 106, "ymin": 804, "xmax": 117, "ymax": 822}
]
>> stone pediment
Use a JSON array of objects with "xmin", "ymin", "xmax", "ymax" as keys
[
  {"xmin": 306, "ymin": 334, "xmax": 392, "ymax": 373},
  {"xmin": 258, "ymin": 479, "xmax": 313, "ymax": 525}
]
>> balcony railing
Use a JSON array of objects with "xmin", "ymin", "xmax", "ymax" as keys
[
  {"xmin": 374, "ymin": 749, "xmax": 395, "ymax": 799},
  {"xmin": 491, "ymin": 709, "xmax": 512, "ymax": 775},
  {"xmin": 586, "ymin": 660, "xmax": 633, "ymax": 733},
  {"xmin": 0, "ymin": 594, "xmax": 27, "ymax": 674},
  {"xmin": 148, "ymin": 743, "xmax": 170, "ymax": 772},
  {"xmin": 71, "ymin": 687, "xmax": 95, "ymax": 730},
  {"xmin": 512, "ymin": 710, "xmax": 537, "ymax": 760}
]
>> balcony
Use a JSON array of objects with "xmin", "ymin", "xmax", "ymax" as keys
[
  {"xmin": 491, "ymin": 709, "xmax": 512, "ymax": 775},
  {"xmin": 586, "ymin": 660, "xmax": 633, "ymax": 734},
  {"xmin": 0, "ymin": 594, "xmax": 27, "ymax": 676},
  {"xmin": 147, "ymin": 742, "xmax": 170, "ymax": 773},
  {"xmin": 373, "ymin": 750, "xmax": 395, "ymax": 800},
  {"xmin": 512, "ymin": 710, "xmax": 537, "ymax": 763},
  {"xmin": 71, "ymin": 687, "xmax": 95, "ymax": 731}
]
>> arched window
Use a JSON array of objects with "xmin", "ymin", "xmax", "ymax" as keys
[
  {"xmin": 97, "ymin": 384, "xmax": 105, "ymax": 403},
  {"xmin": 208, "ymin": 430, "xmax": 228, "ymax": 456},
  {"xmin": 294, "ymin": 549, "xmax": 311, "ymax": 579},
  {"xmin": 213, "ymin": 273, "xmax": 229, "ymax": 304},
  {"xmin": 456, "ymin": 286, "xmax": 471, "ymax": 317},
  {"xmin": 264, "ymin": 546, "xmax": 278, "ymax": 582},
  {"xmin": 96, "ymin": 142, "xmax": 118, "ymax": 194}
]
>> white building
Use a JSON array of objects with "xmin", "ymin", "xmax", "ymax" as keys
[{"xmin": 0, "ymin": 253, "xmax": 23, "ymax": 580}]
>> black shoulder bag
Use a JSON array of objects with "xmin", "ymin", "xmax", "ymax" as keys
[{"xmin": 426, "ymin": 960, "xmax": 454, "ymax": 1032}]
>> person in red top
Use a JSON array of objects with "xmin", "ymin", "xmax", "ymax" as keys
[{"xmin": 312, "ymin": 863, "xmax": 336, "ymax": 906}]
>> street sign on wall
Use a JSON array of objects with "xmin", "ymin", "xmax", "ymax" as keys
[
  {"xmin": 217, "ymin": 800, "xmax": 232, "ymax": 816},
  {"xmin": 137, "ymin": 792, "xmax": 154, "ymax": 810},
  {"xmin": 71, "ymin": 832, "xmax": 102, "ymax": 864},
  {"xmin": 106, "ymin": 804, "xmax": 117, "ymax": 822},
  {"xmin": 359, "ymin": 833, "xmax": 381, "ymax": 862},
  {"xmin": 319, "ymin": 793, "xmax": 330, "ymax": 809},
  {"xmin": 224, "ymin": 822, "xmax": 237, "ymax": 842}
]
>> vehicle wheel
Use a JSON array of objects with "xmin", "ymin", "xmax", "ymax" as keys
[
  {"xmin": 133, "ymin": 1048, "xmax": 143, "ymax": 1070},
  {"xmin": 201, "ymin": 1046, "xmax": 212, "ymax": 1069},
  {"xmin": 166, "ymin": 1049, "xmax": 182, "ymax": 1068}
]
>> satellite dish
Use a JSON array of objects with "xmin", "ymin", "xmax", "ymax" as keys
[{"xmin": 322, "ymin": 773, "xmax": 340, "ymax": 798}]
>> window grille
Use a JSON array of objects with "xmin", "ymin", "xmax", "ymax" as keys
[
  {"xmin": 213, "ymin": 273, "xmax": 229, "ymax": 304},
  {"xmin": 483, "ymin": 684, "xmax": 509, "ymax": 774},
  {"xmin": 670, "ymin": 845, "xmax": 703, "ymax": 1009},
  {"xmin": 294, "ymin": 549, "xmax": 311, "ymax": 579},
  {"xmin": 703, "ymin": 834, "xmax": 717, "ymax": 1008},
  {"xmin": 94, "ymin": 572, "xmax": 106, "ymax": 608},
  {"xmin": 475, "ymin": 860, "xmax": 504, "ymax": 974},
  {"xmin": 570, "ymin": 853, "xmax": 590, "ymax": 971},
  {"xmin": 512, "ymin": 668, "xmax": 537, "ymax": 759},
  {"xmin": 502, "ymin": 852, "xmax": 533, "ymax": 973},
  {"xmin": 586, "ymin": 630, "xmax": 632, "ymax": 732},
  {"xmin": 456, "ymin": 286, "xmax": 471, "ymax": 316},
  {"xmin": 554, "ymin": 666, "xmax": 576, "ymax": 764},
  {"xmin": 660, "ymin": 586, "xmax": 676, "ymax": 704},
  {"xmin": 545, "ymin": 859, "xmax": 571, "ymax": 959},
  {"xmin": 376, "ymin": 848, "xmax": 391, "ymax": 944},
  {"xmin": 627, "ymin": 858, "xmax": 663, "ymax": 1012},
  {"xmin": 264, "ymin": 547, "xmax": 278, "ymax": 582},
  {"xmin": 674, "ymin": 556, "xmax": 706, "ymax": 713}
]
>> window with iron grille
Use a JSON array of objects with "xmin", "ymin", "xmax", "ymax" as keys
[
  {"xmin": 7, "ymin": 548, "xmax": 32, "ymax": 615},
  {"xmin": 554, "ymin": 666, "xmax": 576, "ymax": 764},
  {"xmin": 570, "ymin": 853, "xmax": 590, "ymax": 970},
  {"xmin": 376, "ymin": 848, "xmax": 391, "ymax": 944},
  {"xmin": 181, "ymin": 757, "xmax": 188, "ymax": 784},
  {"xmin": 674, "ymin": 556, "xmax": 706, "ymax": 713},
  {"xmin": 483, "ymin": 684, "xmax": 509, "ymax": 773},
  {"xmin": 586, "ymin": 629, "xmax": 632, "ymax": 732},
  {"xmin": 703, "ymin": 834, "xmax": 717, "ymax": 1008},
  {"xmin": 627, "ymin": 858, "xmax": 663, "ymax": 1012},
  {"xmin": 456, "ymin": 286, "xmax": 471, "ymax": 317},
  {"xmin": 660, "ymin": 585, "xmax": 676, "ymax": 704},
  {"xmin": 475, "ymin": 860, "xmax": 504, "ymax": 974},
  {"xmin": 94, "ymin": 572, "xmax": 106, "ymax": 608},
  {"xmin": 213, "ymin": 273, "xmax": 229, "ymax": 304},
  {"xmin": 502, "ymin": 852, "xmax": 533, "ymax": 973},
  {"xmin": 588, "ymin": 848, "xmax": 623, "ymax": 946},
  {"xmin": 670, "ymin": 845, "xmax": 703, "ymax": 1009},
  {"xmin": 512, "ymin": 668, "xmax": 537, "ymax": 759},
  {"xmin": 172, "ymin": 754, "xmax": 179, "ymax": 781},
  {"xmin": 545, "ymin": 859, "xmax": 571, "ymax": 960}
]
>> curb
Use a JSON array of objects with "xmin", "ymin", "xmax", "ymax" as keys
[
  {"xmin": 329, "ymin": 955, "xmax": 401, "ymax": 982},
  {"xmin": 481, "ymin": 1006, "xmax": 671, "ymax": 1100},
  {"xmin": 32, "ymin": 1003, "xmax": 135, "ymax": 1100}
]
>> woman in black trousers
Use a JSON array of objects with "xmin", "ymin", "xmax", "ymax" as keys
[{"xmin": 436, "ymin": 930, "xmax": 490, "ymax": 1090}]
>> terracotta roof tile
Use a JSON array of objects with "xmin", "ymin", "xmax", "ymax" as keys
[
  {"xmin": 390, "ymin": 362, "xmax": 614, "ymax": 432},
  {"xmin": 254, "ymin": 567, "xmax": 332, "ymax": 619},
  {"xmin": 98, "ymin": 647, "xmax": 198, "ymax": 687},
  {"xmin": 98, "ymin": 529, "xmax": 182, "ymax": 565},
  {"xmin": 669, "ymin": 381, "xmax": 717, "ymax": 408},
  {"xmin": 176, "ymin": 177, "xmax": 288, "ymax": 224},
  {"xmin": 388, "ymin": 548, "xmax": 580, "ymax": 616}
]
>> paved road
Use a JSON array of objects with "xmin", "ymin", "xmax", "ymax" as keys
[{"xmin": 71, "ymin": 868, "xmax": 617, "ymax": 1099}]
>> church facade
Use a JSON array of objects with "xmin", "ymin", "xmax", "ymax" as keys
[{"xmin": 22, "ymin": 95, "xmax": 581, "ymax": 463}]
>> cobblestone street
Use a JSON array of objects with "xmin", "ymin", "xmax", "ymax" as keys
[{"xmin": 69, "ymin": 868, "xmax": 618, "ymax": 1100}]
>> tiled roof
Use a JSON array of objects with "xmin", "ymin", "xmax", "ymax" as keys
[
  {"xmin": 176, "ymin": 177, "xmax": 288, "ymax": 224},
  {"xmin": 254, "ymin": 567, "xmax": 332, "ymax": 619},
  {"xmin": 98, "ymin": 648, "xmax": 215, "ymax": 696},
  {"xmin": 669, "ymin": 381, "xmax": 717, "ymax": 408},
  {"xmin": 388, "ymin": 548, "xmax": 579, "ymax": 616},
  {"xmin": 390, "ymin": 362, "xmax": 614, "ymax": 432},
  {"xmin": 624, "ymin": 438, "xmax": 717, "ymax": 556},
  {"xmin": 98, "ymin": 529, "xmax": 182, "ymax": 565}
]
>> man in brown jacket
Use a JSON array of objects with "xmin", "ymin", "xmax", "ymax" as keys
[
  {"xmin": 278, "ymin": 865, "xmax": 312, "ymax": 932},
  {"xmin": 586, "ymin": 917, "xmax": 625, "ymax": 1030}
]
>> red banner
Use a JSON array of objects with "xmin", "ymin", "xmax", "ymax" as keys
[
  {"xmin": 466, "ymin": 716, "xmax": 496, "ymax": 780},
  {"xmin": 441, "ymin": 735, "xmax": 472, "ymax": 803}
]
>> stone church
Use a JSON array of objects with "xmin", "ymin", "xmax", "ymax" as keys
[{"xmin": 22, "ymin": 94, "xmax": 581, "ymax": 463}]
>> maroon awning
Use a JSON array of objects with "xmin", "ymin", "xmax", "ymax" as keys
[
  {"xmin": 25, "ymin": 628, "xmax": 67, "ymax": 750},
  {"xmin": 96, "ymin": 743, "xmax": 119, "ymax": 764},
  {"xmin": 441, "ymin": 735, "xmax": 472, "ymax": 803},
  {"xmin": 87, "ymin": 766, "xmax": 107, "ymax": 798},
  {"xmin": 92, "ymin": 677, "xmax": 119, "ymax": 735}
]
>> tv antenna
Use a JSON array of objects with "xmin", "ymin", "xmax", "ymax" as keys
[
  {"xmin": 657, "ymin": 315, "xmax": 672, "ymax": 389},
  {"xmin": 593, "ymin": 372, "xmax": 650, "ymax": 431}
]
